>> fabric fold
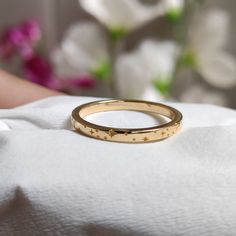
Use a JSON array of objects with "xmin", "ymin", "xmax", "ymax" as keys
[{"xmin": 0, "ymin": 96, "xmax": 236, "ymax": 236}]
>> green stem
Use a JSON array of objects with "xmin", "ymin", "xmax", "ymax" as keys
[{"xmin": 169, "ymin": 0, "xmax": 200, "ymax": 96}]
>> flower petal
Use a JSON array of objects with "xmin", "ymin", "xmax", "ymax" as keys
[
  {"xmin": 198, "ymin": 51, "xmax": 236, "ymax": 89},
  {"xmin": 166, "ymin": 0, "xmax": 184, "ymax": 9},
  {"xmin": 190, "ymin": 8, "xmax": 229, "ymax": 51},
  {"xmin": 142, "ymin": 85, "xmax": 164, "ymax": 102},
  {"xmin": 60, "ymin": 75, "xmax": 96, "ymax": 89},
  {"xmin": 79, "ymin": 0, "xmax": 167, "ymax": 31},
  {"xmin": 24, "ymin": 54, "xmax": 60, "ymax": 90},
  {"xmin": 61, "ymin": 22, "xmax": 108, "ymax": 73},
  {"xmin": 115, "ymin": 51, "xmax": 148, "ymax": 99},
  {"xmin": 21, "ymin": 20, "xmax": 41, "ymax": 43},
  {"xmin": 139, "ymin": 40, "xmax": 179, "ymax": 77},
  {"xmin": 51, "ymin": 49, "xmax": 81, "ymax": 77},
  {"xmin": 115, "ymin": 40, "xmax": 178, "ymax": 99}
]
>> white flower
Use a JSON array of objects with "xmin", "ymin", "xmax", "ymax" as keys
[
  {"xmin": 115, "ymin": 40, "xmax": 179, "ymax": 99},
  {"xmin": 188, "ymin": 8, "xmax": 236, "ymax": 89},
  {"xmin": 165, "ymin": 0, "xmax": 184, "ymax": 19},
  {"xmin": 79, "ymin": 0, "xmax": 184, "ymax": 32},
  {"xmin": 52, "ymin": 22, "xmax": 109, "ymax": 77},
  {"xmin": 52, "ymin": 49, "xmax": 79, "ymax": 77},
  {"xmin": 166, "ymin": 0, "xmax": 184, "ymax": 10},
  {"xmin": 142, "ymin": 85, "xmax": 164, "ymax": 102}
]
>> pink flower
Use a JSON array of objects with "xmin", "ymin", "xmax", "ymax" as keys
[
  {"xmin": 0, "ymin": 20, "xmax": 41, "ymax": 60},
  {"xmin": 57, "ymin": 75, "xmax": 96, "ymax": 91},
  {"xmin": 23, "ymin": 54, "xmax": 96, "ymax": 91},
  {"xmin": 7, "ymin": 27, "xmax": 25, "ymax": 46},
  {"xmin": 23, "ymin": 54, "xmax": 60, "ymax": 89},
  {"xmin": 63, "ymin": 75, "xmax": 96, "ymax": 88},
  {"xmin": 0, "ymin": 19, "xmax": 96, "ymax": 92},
  {"xmin": 21, "ymin": 20, "xmax": 41, "ymax": 43}
]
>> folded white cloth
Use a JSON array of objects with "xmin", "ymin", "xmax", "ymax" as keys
[{"xmin": 0, "ymin": 95, "xmax": 236, "ymax": 236}]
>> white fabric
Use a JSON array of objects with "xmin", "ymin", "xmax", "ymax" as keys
[{"xmin": 0, "ymin": 95, "xmax": 236, "ymax": 236}]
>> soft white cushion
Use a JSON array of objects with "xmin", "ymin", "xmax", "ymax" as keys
[{"xmin": 0, "ymin": 96, "xmax": 236, "ymax": 236}]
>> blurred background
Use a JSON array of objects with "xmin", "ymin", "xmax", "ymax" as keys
[{"xmin": 0, "ymin": 0, "xmax": 236, "ymax": 108}]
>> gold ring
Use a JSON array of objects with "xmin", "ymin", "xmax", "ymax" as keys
[{"xmin": 71, "ymin": 99, "xmax": 183, "ymax": 143}]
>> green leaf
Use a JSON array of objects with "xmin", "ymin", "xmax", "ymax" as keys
[
  {"xmin": 91, "ymin": 62, "xmax": 112, "ymax": 81},
  {"xmin": 110, "ymin": 28, "xmax": 127, "ymax": 41},
  {"xmin": 179, "ymin": 50, "xmax": 198, "ymax": 68},
  {"xmin": 166, "ymin": 8, "xmax": 183, "ymax": 23},
  {"xmin": 154, "ymin": 78, "xmax": 173, "ymax": 97}
]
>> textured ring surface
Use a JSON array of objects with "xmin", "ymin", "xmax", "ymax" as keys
[{"xmin": 71, "ymin": 99, "xmax": 183, "ymax": 143}]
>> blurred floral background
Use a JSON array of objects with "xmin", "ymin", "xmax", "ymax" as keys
[{"xmin": 0, "ymin": 0, "xmax": 236, "ymax": 108}]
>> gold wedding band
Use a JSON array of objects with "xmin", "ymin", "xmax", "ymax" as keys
[{"xmin": 71, "ymin": 99, "xmax": 183, "ymax": 143}]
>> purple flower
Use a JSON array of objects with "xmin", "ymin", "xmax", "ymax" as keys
[
  {"xmin": 21, "ymin": 20, "xmax": 41, "ymax": 43},
  {"xmin": 0, "ymin": 20, "xmax": 41, "ymax": 60},
  {"xmin": 23, "ymin": 54, "xmax": 60, "ymax": 90},
  {"xmin": 23, "ymin": 52, "xmax": 96, "ymax": 91},
  {"xmin": 0, "ymin": 19, "xmax": 96, "ymax": 93},
  {"xmin": 63, "ymin": 75, "xmax": 96, "ymax": 88},
  {"xmin": 18, "ymin": 44, "xmax": 34, "ymax": 60},
  {"xmin": 7, "ymin": 27, "xmax": 25, "ymax": 46}
]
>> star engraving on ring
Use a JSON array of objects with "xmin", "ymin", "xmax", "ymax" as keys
[
  {"xmin": 143, "ymin": 136, "xmax": 149, "ymax": 142},
  {"xmin": 90, "ymin": 129, "xmax": 95, "ymax": 135},
  {"xmin": 108, "ymin": 129, "xmax": 117, "ymax": 138},
  {"xmin": 72, "ymin": 99, "xmax": 182, "ymax": 143}
]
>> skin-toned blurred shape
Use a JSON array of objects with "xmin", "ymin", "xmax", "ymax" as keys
[{"xmin": 0, "ymin": 69, "xmax": 64, "ymax": 108}]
